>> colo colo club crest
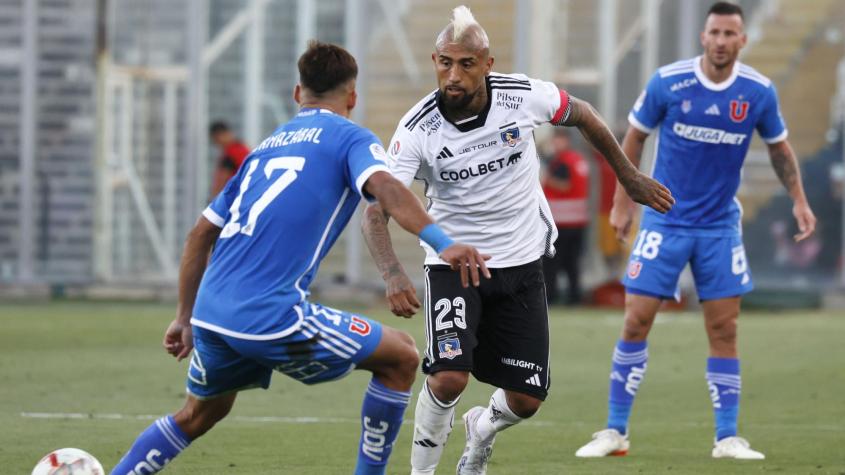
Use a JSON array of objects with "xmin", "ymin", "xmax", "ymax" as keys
[
  {"xmin": 501, "ymin": 127, "xmax": 521, "ymax": 147},
  {"xmin": 438, "ymin": 337, "xmax": 463, "ymax": 359}
]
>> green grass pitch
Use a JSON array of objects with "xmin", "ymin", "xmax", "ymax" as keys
[{"xmin": 1, "ymin": 301, "xmax": 844, "ymax": 474}]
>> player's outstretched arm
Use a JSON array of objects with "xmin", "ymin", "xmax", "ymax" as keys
[
  {"xmin": 767, "ymin": 140, "xmax": 817, "ymax": 241},
  {"xmin": 362, "ymin": 202, "xmax": 420, "ymax": 317},
  {"xmin": 164, "ymin": 216, "xmax": 220, "ymax": 360},
  {"xmin": 560, "ymin": 97, "xmax": 674, "ymax": 214},
  {"xmin": 364, "ymin": 171, "xmax": 491, "ymax": 290}
]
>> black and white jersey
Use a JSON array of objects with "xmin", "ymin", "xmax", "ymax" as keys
[{"xmin": 388, "ymin": 73, "xmax": 572, "ymax": 267}]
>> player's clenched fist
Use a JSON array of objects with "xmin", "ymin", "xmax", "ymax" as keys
[
  {"xmin": 439, "ymin": 243, "xmax": 492, "ymax": 288},
  {"xmin": 384, "ymin": 269, "xmax": 421, "ymax": 318},
  {"xmin": 620, "ymin": 170, "xmax": 675, "ymax": 214}
]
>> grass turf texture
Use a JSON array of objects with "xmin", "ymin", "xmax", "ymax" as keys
[{"xmin": 1, "ymin": 301, "xmax": 843, "ymax": 474}]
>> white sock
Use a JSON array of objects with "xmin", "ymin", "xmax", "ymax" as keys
[
  {"xmin": 411, "ymin": 379, "xmax": 460, "ymax": 473},
  {"xmin": 475, "ymin": 388, "xmax": 523, "ymax": 445}
]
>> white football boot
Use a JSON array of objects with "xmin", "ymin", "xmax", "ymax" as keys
[
  {"xmin": 574, "ymin": 428, "xmax": 630, "ymax": 457},
  {"xmin": 456, "ymin": 406, "xmax": 494, "ymax": 475},
  {"xmin": 711, "ymin": 436, "xmax": 765, "ymax": 459}
]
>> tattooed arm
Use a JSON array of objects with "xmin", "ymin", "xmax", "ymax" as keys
[
  {"xmin": 362, "ymin": 203, "xmax": 420, "ymax": 317},
  {"xmin": 767, "ymin": 140, "xmax": 817, "ymax": 241},
  {"xmin": 561, "ymin": 97, "xmax": 674, "ymax": 214}
]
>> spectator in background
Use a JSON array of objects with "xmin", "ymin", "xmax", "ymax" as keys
[
  {"xmin": 209, "ymin": 120, "xmax": 250, "ymax": 197},
  {"xmin": 542, "ymin": 128, "xmax": 590, "ymax": 305}
]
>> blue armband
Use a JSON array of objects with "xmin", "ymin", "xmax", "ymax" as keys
[{"xmin": 419, "ymin": 223, "xmax": 454, "ymax": 254}]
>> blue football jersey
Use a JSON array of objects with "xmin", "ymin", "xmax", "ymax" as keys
[
  {"xmin": 192, "ymin": 108, "xmax": 390, "ymax": 339},
  {"xmin": 629, "ymin": 56, "xmax": 787, "ymax": 234}
]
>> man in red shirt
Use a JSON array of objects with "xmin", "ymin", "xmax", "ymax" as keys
[
  {"xmin": 209, "ymin": 121, "xmax": 250, "ymax": 197},
  {"xmin": 542, "ymin": 128, "xmax": 590, "ymax": 305}
]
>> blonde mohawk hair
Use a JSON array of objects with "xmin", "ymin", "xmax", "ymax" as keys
[
  {"xmin": 450, "ymin": 6, "xmax": 478, "ymax": 40},
  {"xmin": 436, "ymin": 5, "xmax": 490, "ymax": 51}
]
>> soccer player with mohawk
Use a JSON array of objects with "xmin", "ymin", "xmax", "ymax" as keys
[{"xmin": 362, "ymin": 6, "xmax": 674, "ymax": 474}]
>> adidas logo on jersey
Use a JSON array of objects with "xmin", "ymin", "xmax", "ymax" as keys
[
  {"xmin": 436, "ymin": 146, "xmax": 454, "ymax": 160},
  {"xmin": 525, "ymin": 374, "xmax": 542, "ymax": 387},
  {"xmin": 705, "ymin": 104, "xmax": 721, "ymax": 115}
]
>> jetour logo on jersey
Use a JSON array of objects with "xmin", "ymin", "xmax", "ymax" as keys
[
  {"xmin": 672, "ymin": 122, "xmax": 748, "ymax": 145},
  {"xmin": 729, "ymin": 99, "xmax": 750, "ymax": 123}
]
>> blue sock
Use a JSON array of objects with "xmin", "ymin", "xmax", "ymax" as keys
[
  {"xmin": 110, "ymin": 415, "xmax": 190, "ymax": 475},
  {"xmin": 606, "ymin": 339, "xmax": 648, "ymax": 435},
  {"xmin": 354, "ymin": 378, "xmax": 411, "ymax": 475},
  {"xmin": 707, "ymin": 357, "xmax": 741, "ymax": 441}
]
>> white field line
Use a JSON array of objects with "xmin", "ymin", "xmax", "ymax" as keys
[
  {"xmin": 21, "ymin": 412, "xmax": 357, "ymax": 424},
  {"xmin": 18, "ymin": 412, "xmax": 844, "ymax": 432},
  {"xmin": 19, "ymin": 411, "xmax": 555, "ymax": 427}
]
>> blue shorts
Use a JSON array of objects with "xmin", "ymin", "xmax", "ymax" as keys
[
  {"xmin": 186, "ymin": 302, "xmax": 383, "ymax": 400},
  {"xmin": 621, "ymin": 224, "xmax": 753, "ymax": 301}
]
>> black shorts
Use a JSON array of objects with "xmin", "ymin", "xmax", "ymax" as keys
[{"xmin": 422, "ymin": 258, "xmax": 550, "ymax": 400}]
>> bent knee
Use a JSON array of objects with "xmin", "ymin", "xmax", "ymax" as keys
[
  {"xmin": 375, "ymin": 331, "xmax": 419, "ymax": 389},
  {"xmin": 505, "ymin": 392, "xmax": 542, "ymax": 419},
  {"xmin": 174, "ymin": 401, "xmax": 231, "ymax": 439},
  {"xmin": 428, "ymin": 371, "xmax": 469, "ymax": 401},
  {"xmin": 396, "ymin": 329, "xmax": 416, "ymax": 348},
  {"xmin": 397, "ymin": 337, "xmax": 420, "ymax": 375}
]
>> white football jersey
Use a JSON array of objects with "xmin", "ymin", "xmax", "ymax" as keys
[{"xmin": 388, "ymin": 72, "xmax": 572, "ymax": 267}]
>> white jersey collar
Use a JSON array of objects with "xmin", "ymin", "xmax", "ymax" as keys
[{"xmin": 693, "ymin": 55, "xmax": 739, "ymax": 91}]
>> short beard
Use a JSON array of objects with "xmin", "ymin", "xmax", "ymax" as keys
[{"xmin": 440, "ymin": 87, "xmax": 478, "ymax": 116}]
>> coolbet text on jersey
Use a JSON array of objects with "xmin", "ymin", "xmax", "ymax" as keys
[{"xmin": 387, "ymin": 73, "xmax": 572, "ymax": 268}]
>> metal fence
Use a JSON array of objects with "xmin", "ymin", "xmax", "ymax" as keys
[{"xmin": 1, "ymin": 0, "xmax": 842, "ymax": 301}]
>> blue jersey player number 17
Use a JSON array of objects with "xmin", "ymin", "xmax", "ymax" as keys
[{"xmin": 110, "ymin": 41, "xmax": 491, "ymax": 475}]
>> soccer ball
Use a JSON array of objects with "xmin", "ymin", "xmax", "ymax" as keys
[{"xmin": 31, "ymin": 448, "xmax": 104, "ymax": 475}]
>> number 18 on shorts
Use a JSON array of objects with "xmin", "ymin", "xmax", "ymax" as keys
[{"xmin": 622, "ymin": 226, "xmax": 753, "ymax": 301}]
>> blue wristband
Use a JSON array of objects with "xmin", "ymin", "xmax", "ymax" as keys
[{"xmin": 419, "ymin": 223, "xmax": 454, "ymax": 254}]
